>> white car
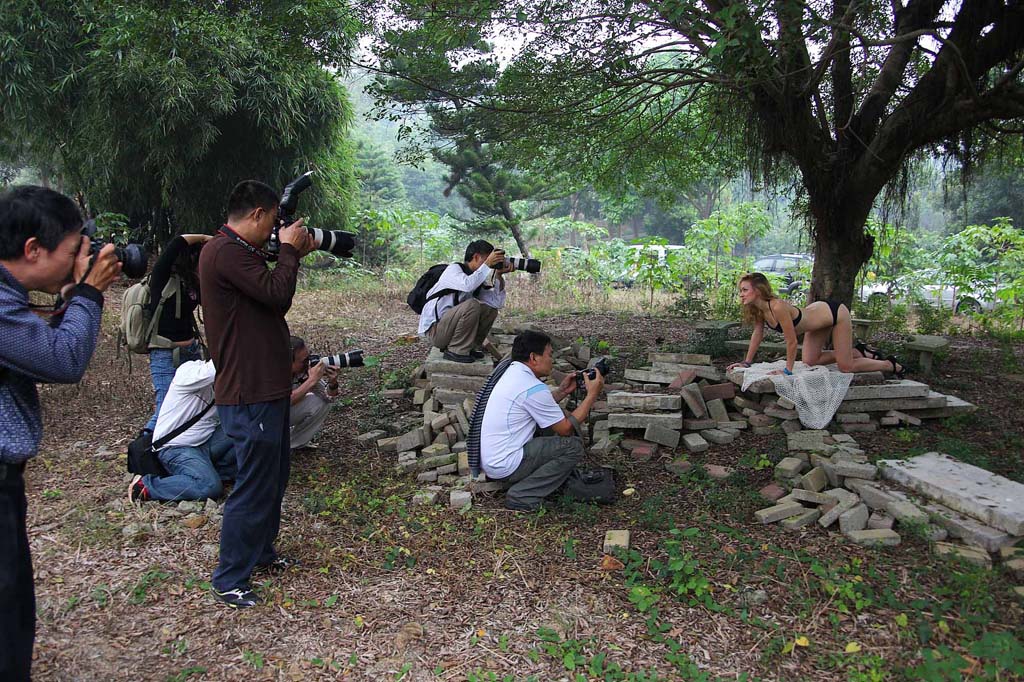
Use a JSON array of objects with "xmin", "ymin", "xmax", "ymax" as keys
[{"xmin": 858, "ymin": 271, "xmax": 996, "ymax": 314}]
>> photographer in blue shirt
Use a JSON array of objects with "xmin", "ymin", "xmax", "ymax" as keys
[{"xmin": 0, "ymin": 186, "xmax": 121, "ymax": 681}]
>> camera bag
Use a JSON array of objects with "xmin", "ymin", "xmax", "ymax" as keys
[
  {"xmin": 127, "ymin": 401, "xmax": 214, "ymax": 476},
  {"xmin": 562, "ymin": 466, "xmax": 618, "ymax": 504}
]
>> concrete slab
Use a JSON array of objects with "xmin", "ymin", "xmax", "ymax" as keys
[
  {"xmin": 880, "ymin": 452, "xmax": 1024, "ymax": 535},
  {"xmin": 842, "ymin": 379, "xmax": 931, "ymax": 401},
  {"xmin": 608, "ymin": 412, "xmax": 683, "ymax": 430},
  {"xmin": 608, "ymin": 392, "xmax": 682, "ymax": 411}
]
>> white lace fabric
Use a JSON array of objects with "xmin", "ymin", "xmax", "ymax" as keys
[{"xmin": 739, "ymin": 360, "xmax": 853, "ymax": 429}]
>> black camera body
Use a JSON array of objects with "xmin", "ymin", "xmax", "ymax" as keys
[
  {"xmin": 575, "ymin": 356, "xmax": 610, "ymax": 393},
  {"xmin": 308, "ymin": 349, "xmax": 364, "ymax": 369},
  {"xmin": 81, "ymin": 219, "xmax": 147, "ymax": 279},
  {"xmin": 267, "ymin": 171, "xmax": 356, "ymax": 260}
]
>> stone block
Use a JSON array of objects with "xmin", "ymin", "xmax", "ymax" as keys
[
  {"xmin": 842, "ymin": 422, "xmax": 878, "ymax": 433},
  {"xmin": 755, "ymin": 502, "xmax": 806, "ymax": 524},
  {"xmin": 701, "ymin": 428, "xmax": 735, "ymax": 445},
  {"xmin": 839, "ymin": 503, "xmax": 870, "ymax": 533},
  {"xmin": 705, "ymin": 464, "xmax": 733, "ymax": 480},
  {"xmin": 924, "ymin": 525, "xmax": 948, "ymax": 542},
  {"xmin": 932, "ymin": 542, "xmax": 992, "ymax": 568},
  {"xmin": 888, "ymin": 410, "xmax": 922, "ymax": 426},
  {"xmin": 765, "ymin": 405, "xmax": 799, "ymax": 420},
  {"xmin": 799, "ymin": 467, "xmax": 828, "ymax": 493},
  {"xmin": 701, "ymin": 383, "xmax": 736, "ymax": 402},
  {"xmin": 880, "ymin": 452, "xmax": 1024, "ymax": 535},
  {"xmin": 647, "ymin": 363, "xmax": 723, "ymax": 381},
  {"xmin": 868, "ymin": 512, "xmax": 894, "ymax": 530},
  {"xmin": 608, "ymin": 391, "xmax": 682, "ymax": 411},
  {"xmin": 880, "ymin": 416, "xmax": 900, "ymax": 426},
  {"xmin": 412, "ymin": 489, "xmax": 440, "ymax": 505},
  {"xmin": 649, "ymin": 352, "xmax": 712, "ymax": 365},
  {"xmin": 752, "ymin": 425, "xmax": 779, "ymax": 436},
  {"xmin": 430, "ymin": 414, "xmax": 451, "ymax": 431},
  {"xmin": 787, "ymin": 430, "xmax": 831, "ymax": 452},
  {"xmin": 748, "ymin": 414, "xmax": 778, "ymax": 428},
  {"xmin": 682, "ymin": 433, "xmax": 709, "ymax": 453},
  {"xmin": 449, "ymin": 490, "xmax": 472, "ymax": 510},
  {"xmin": 681, "ymin": 384, "xmax": 708, "ymax": 418},
  {"xmin": 782, "ymin": 419, "xmax": 803, "ymax": 434},
  {"xmin": 820, "ymin": 496, "xmax": 861, "ymax": 528},
  {"xmin": 421, "ymin": 443, "xmax": 451, "ymax": 458},
  {"xmin": 668, "ymin": 370, "xmax": 699, "ymax": 390},
  {"xmin": 922, "ymin": 502, "xmax": 1018, "ymax": 553},
  {"xmin": 826, "ymin": 488, "xmax": 860, "ymax": 505},
  {"xmin": 357, "ymin": 430, "xmax": 387, "ymax": 444},
  {"xmin": 776, "ymin": 396, "xmax": 797, "ymax": 410},
  {"xmin": 589, "ymin": 438, "xmax": 615, "ymax": 456},
  {"xmin": 416, "ymin": 471, "xmax": 438, "ymax": 483},
  {"xmin": 781, "ymin": 508, "xmax": 821, "ymax": 529},
  {"xmin": 885, "ymin": 499, "xmax": 929, "ymax": 525},
  {"xmin": 665, "ymin": 458, "xmax": 692, "ymax": 475},
  {"xmin": 396, "ymin": 429, "xmax": 428, "ymax": 453},
  {"xmin": 760, "ymin": 483, "xmax": 787, "ymax": 502},
  {"xmin": 832, "ymin": 461, "xmax": 878, "ymax": 480},
  {"xmin": 643, "ymin": 424, "xmax": 680, "ymax": 448},
  {"xmin": 843, "ymin": 480, "xmax": 897, "ymax": 510},
  {"xmin": 843, "ymin": 379, "xmax": 931, "ymax": 401},
  {"xmin": 436, "ymin": 463, "xmax": 457, "ymax": 475},
  {"xmin": 717, "ymin": 420, "xmax": 748, "ymax": 430},
  {"xmin": 837, "ymin": 394, "xmax": 947, "ymax": 413},
  {"xmin": 608, "ymin": 412, "xmax": 683, "ymax": 430},
  {"xmin": 846, "ymin": 529, "xmax": 901, "ymax": 547},
  {"xmin": 683, "ymin": 418, "xmax": 717, "ymax": 430},
  {"xmin": 468, "ymin": 480, "xmax": 505, "ymax": 493},
  {"xmin": 790, "ymin": 488, "xmax": 833, "ymax": 505},
  {"xmin": 452, "ymin": 441, "xmax": 468, "ymax": 453},
  {"xmin": 457, "ymin": 452, "xmax": 470, "ymax": 476},
  {"xmin": 705, "ymin": 398, "xmax": 729, "ymax": 422},
  {"xmin": 418, "ymin": 453, "xmax": 457, "ymax": 470},
  {"xmin": 775, "ymin": 457, "xmax": 806, "ymax": 479},
  {"xmin": 1000, "ymin": 545, "xmax": 1024, "ymax": 560},
  {"xmin": 732, "ymin": 396, "xmax": 762, "ymax": 412},
  {"xmin": 412, "ymin": 388, "xmax": 429, "ymax": 405},
  {"xmin": 603, "ymin": 530, "xmax": 631, "ymax": 553},
  {"xmin": 838, "ymin": 413, "xmax": 870, "ymax": 424},
  {"xmin": 376, "ymin": 436, "xmax": 399, "ymax": 452},
  {"xmin": 430, "ymin": 373, "xmax": 487, "ymax": 393},
  {"xmin": 643, "ymin": 384, "xmax": 662, "ymax": 392}
]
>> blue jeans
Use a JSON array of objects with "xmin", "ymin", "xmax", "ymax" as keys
[
  {"xmin": 212, "ymin": 399, "xmax": 290, "ymax": 592},
  {"xmin": 145, "ymin": 341, "xmax": 202, "ymax": 432},
  {"xmin": 142, "ymin": 426, "xmax": 235, "ymax": 501}
]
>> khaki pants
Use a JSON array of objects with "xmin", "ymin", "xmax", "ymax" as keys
[
  {"xmin": 426, "ymin": 298, "xmax": 498, "ymax": 355},
  {"xmin": 289, "ymin": 392, "xmax": 331, "ymax": 449}
]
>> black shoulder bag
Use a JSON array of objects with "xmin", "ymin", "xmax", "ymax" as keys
[{"xmin": 127, "ymin": 401, "xmax": 215, "ymax": 476}]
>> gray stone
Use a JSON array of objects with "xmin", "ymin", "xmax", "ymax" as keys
[
  {"xmin": 644, "ymin": 424, "xmax": 681, "ymax": 448},
  {"xmin": 921, "ymin": 501, "xmax": 1019, "ymax": 553},
  {"xmin": 837, "ymin": 413, "xmax": 871, "ymax": 424},
  {"xmin": 798, "ymin": 467, "xmax": 827, "ymax": 493},
  {"xmin": 765, "ymin": 405, "xmax": 799, "ymax": 420},
  {"xmin": 716, "ymin": 420, "xmax": 748, "ymax": 430},
  {"xmin": 879, "ymin": 452, "xmax": 1024, "ymax": 535},
  {"xmin": 682, "ymin": 433, "xmax": 709, "ymax": 453},
  {"xmin": 841, "ymin": 422, "xmax": 878, "ymax": 433},
  {"xmin": 843, "ymin": 379, "xmax": 931, "ymax": 401},
  {"xmin": 868, "ymin": 512, "xmax": 894, "ymax": 530},
  {"xmin": 832, "ymin": 433, "xmax": 857, "ymax": 444},
  {"xmin": 682, "ymin": 418, "xmax": 717, "ymax": 430},
  {"xmin": 820, "ymin": 496, "xmax": 861, "ymax": 528},
  {"xmin": 412, "ymin": 489, "xmax": 440, "ymax": 505},
  {"xmin": 649, "ymin": 352, "xmax": 712, "ymax": 365},
  {"xmin": 701, "ymin": 428, "xmax": 735, "ymax": 445},
  {"xmin": 846, "ymin": 529, "xmax": 902, "ymax": 547},
  {"xmin": 836, "ymin": 394, "xmax": 947, "ymax": 413},
  {"xmin": 418, "ymin": 453, "xmax": 457, "ymax": 470},
  {"xmin": 843, "ymin": 479, "xmax": 898, "ymax": 510},
  {"xmin": 886, "ymin": 499, "xmax": 929, "ymax": 524},
  {"xmin": 748, "ymin": 413, "xmax": 778, "ymax": 428},
  {"xmin": 832, "ymin": 461, "xmax": 878, "ymax": 480},
  {"xmin": 732, "ymin": 396, "xmax": 762, "ymax": 412},
  {"xmin": 452, "ymin": 441, "xmax": 468, "ymax": 453},
  {"xmin": 924, "ymin": 525, "xmax": 948, "ymax": 542},
  {"xmin": 449, "ymin": 490, "xmax": 473, "ymax": 510},
  {"xmin": 665, "ymin": 458, "xmax": 693, "ymax": 475},
  {"xmin": 706, "ymin": 398, "xmax": 729, "ymax": 422},
  {"xmin": 752, "ymin": 425, "xmax": 779, "ymax": 436},
  {"xmin": 775, "ymin": 457, "xmax": 806, "ymax": 479},
  {"xmin": 420, "ymin": 443, "xmax": 451, "ymax": 457},
  {"xmin": 436, "ymin": 463, "xmax": 458, "ymax": 475},
  {"xmin": 839, "ymin": 503, "xmax": 870, "ymax": 533},
  {"xmin": 932, "ymin": 541, "xmax": 992, "ymax": 568},
  {"xmin": 396, "ymin": 429, "xmax": 428, "ymax": 453},
  {"xmin": 786, "ymin": 430, "xmax": 832, "ymax": 452},
  {"xmin": 607, "ymin": 412, "xmax": 683, "ymax": 430},
  {"xmin": 776, "ymin": 396, "xmax": 797, "ymax": 410},
  {"xmin": 821, "ymin": 460, "xmax": 842, "ymax": 488},
  {"xmin": 782, "ymin": 419, "xmax": 804, "ymax": 434},
  {"xmin": 825, "ymin": 488, "xmax": 859, "ymax": 505},
  {"xmin": 608, "ymin": 392, "xmax": 682, "ymax": 411},
  {"xmin": 589, "ymin": 437, "xmax": 615, "ymax": 456},
  {"xmin": 755, "ymin": 502, "xmax": 806, "ymax": 524},
  {"xmin": 781, "ymin": 508, "xmax": 822, "ymax": 529},
  {"xmin": 430, "ymin": 373, "xmax": 487, "ymax": 393},
  {"xmin": 416, "ymin": 471, "xmax": 438, "ymax": 483},
  {"xmin": 603, "ymin": 529, "xmax": 631, "ymax": 553},
  {"xmin": 681, "ymin": 384, "xmax": 708, "ymax": 418},
  {"xmin": 789, "ymin": 488, "xmax": 834, "ymax": 505},
  {"xmin": 357, "ymin": 430, "xmax": 386, "ymax": 444}
]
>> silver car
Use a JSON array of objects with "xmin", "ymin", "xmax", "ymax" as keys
[{"xmin": 858, "ymin": 270, "xmax": 996, "ymax": 314}]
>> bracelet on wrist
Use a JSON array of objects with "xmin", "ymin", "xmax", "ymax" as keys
[
  {"xmin": 740, "ymin": 361, "xmax": 752, "ymax": 368},
  {"xmin": 783, "ymin": 368, "xmax": 793, "ymax": 375}
]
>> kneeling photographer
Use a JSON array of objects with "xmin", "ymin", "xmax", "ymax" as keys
[
  {"xmin": 468, "ymin": 331, "xmax": 604, "ymax": 511},
  {"xmin": 289, "ymin": 336, "xmax": 362, "ymax": 450}
]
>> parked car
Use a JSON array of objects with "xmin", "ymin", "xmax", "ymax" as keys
[
  {"xmin": 858, "ymin": 269, "xmax": 997, "ymax": 314},
  {"xmin": 752, "ymin": 253, "xmax": 814, "ymax": 297}
]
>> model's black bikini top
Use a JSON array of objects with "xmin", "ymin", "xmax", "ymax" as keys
[{"xmin": 766, "ymin": 299, "xmax": 802, "ymax": 333}]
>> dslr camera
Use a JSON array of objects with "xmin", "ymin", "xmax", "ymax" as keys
[
  {"xmin": 574, "ymin": 356, "xmax": 610, "ymax": 393},
  {"xmin": 267, "ymin": 171, "xmax": 356, "ymax": 260},
  {"xmin": 494, "ymin": 249, "xmax": 541, "ymax": 274},
  {"xmin": 308, "ymin": 349, "xmax": 365, "ymax": 369},
  {"xmin": 81, "ymin": 219, "xmax": 147, "ymax": 279}
]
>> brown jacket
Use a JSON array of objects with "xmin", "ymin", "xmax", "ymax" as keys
[{"xmin": 198, "ymin": 231, "xmax": 300, "ymax": 405}]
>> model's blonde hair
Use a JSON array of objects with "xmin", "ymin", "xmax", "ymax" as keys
[{"xmin": 739, "ymin": 272, "xmax": 777, "ymax": 326}]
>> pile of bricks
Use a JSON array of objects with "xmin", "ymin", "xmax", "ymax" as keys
[
  {"xmin": 725, "ymin": 368, "xmax": 977, "ymax": 431},
  {"xmin": 757, "ymin": 441, "xmax": 1024, "ymax": 571}
]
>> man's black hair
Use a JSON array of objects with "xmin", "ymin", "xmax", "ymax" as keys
[
  {"xmin": 511, "ymin": 330, "xmax": 551, "ymax": 362},
  {"xmin": 464, "ymin": 239, "xmax": 494, "ymax": 263},
  {"xmin": 290, "ymin": 335, "xmax": 306, "ymax": 358},
  {"xmin": 0, "ymin": 186, "xmax": 83, "ymax": 260},
  {"xmin": 226, "ymin": 180, "xmax": 280, "ymax": 220}
]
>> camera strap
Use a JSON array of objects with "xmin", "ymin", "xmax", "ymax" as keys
[
  {"xmin": 219, "ymin": 225, "xmax": 273, "ymax": 261},
  {"xmin": 151, "ymin": 400, "xmax": 215, "ymax": 451}
]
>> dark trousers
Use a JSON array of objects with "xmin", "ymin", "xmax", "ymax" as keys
[
  {"xmin": 499, "ymin": 436, "xmax": 583, "ymax": 509},
  {"xmin": 212, "ymin": 398, "xmax": 290, "ymax": 591},
  {"xmin": 1, "ymin": 468, "xmax": 34, "ymax": 681}
]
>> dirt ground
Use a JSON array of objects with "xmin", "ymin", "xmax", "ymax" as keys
[{"xmin": 24, "ymin": 283, "xmax": 1024, "ymax": 681}]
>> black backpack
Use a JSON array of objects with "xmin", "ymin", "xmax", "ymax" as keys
[{"xmin": 407, "ymin": 263, "xmax": 472, "ymax": 314}]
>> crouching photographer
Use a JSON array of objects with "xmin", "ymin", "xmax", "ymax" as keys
[
  {"xmin": 468, "ymin": 330, "xmax": 604, "ymax": 511},
  {"xmin": 289, "ymin": 336, "xmax": 362, "ymax": 450}
]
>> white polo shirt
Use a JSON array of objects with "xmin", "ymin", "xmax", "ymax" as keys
[
  {"xmin": 479, "ymin": 362, "xmax": 565, "ymax": 479},
  {"xmin": 153, "ymin": 360, "xmax": 219, "ymax": 450}
]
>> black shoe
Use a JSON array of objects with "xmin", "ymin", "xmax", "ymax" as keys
[
  {"xmin": 443, "ymin": 351, "xmax": 475, "ymax": 363},
  {"xmin": 213, "ymin": 587, "xmax": 259, "ymax": 609},
  {"xmin": 854, "ymin": 340, "xmax": 884, "ymax": 360},
  {"xmin": 128, "ymin": 475, "xmax": 150, "ymax": 504},
  {"xmin": 254, "ymin": 556, "xmax": 299, "ymax": 575},
  {"xmin": 505, "ymin": 500, "xmax": 540, "ymax": 512},
  {"xmin": 470, "ymin": 349, "xmax": 486, "ymax": 359},
  {"xmin": 887, "ymin": 355, "xmax": 908, "ymax": 379}
]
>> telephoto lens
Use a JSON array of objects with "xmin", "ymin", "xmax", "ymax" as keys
[
  {"xmin": 505, "ymin": 256, "xmax": 541, "ymax": 273},
  {"xmin": 307, "ymin": 349, "xmax": 365, "ymax": 369},
  {"xmin": 307, "ymin": 228, "xmax": 356, "ymax": 258}
]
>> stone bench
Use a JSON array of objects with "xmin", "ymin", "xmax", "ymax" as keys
[
  {"xmin": 694, "ymin": 320, "xmax": 741, "ymax": 331},
  {"xmin": 904, "ymin": 335, "xmax": 950, "ymax": 375},
  {"xmin": 851, "ymin": 318, "xmax": 880, "ymax": 340},
  {"xmin": 725, "ymin": 339, "xmax": 801, "ymax": 356}
]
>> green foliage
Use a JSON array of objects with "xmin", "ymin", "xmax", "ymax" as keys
[{"xmin": 1, "ymin": 1, "xmax": 357, "ymax": 243}]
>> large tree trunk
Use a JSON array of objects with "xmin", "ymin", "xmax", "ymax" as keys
[
  {"xmin": 498, "ymin": 198, "xmax": 531, "ymax": 257},
  {"xmin": 807, "ymin": 194, "xmax": 874, "ymax": 307}
]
